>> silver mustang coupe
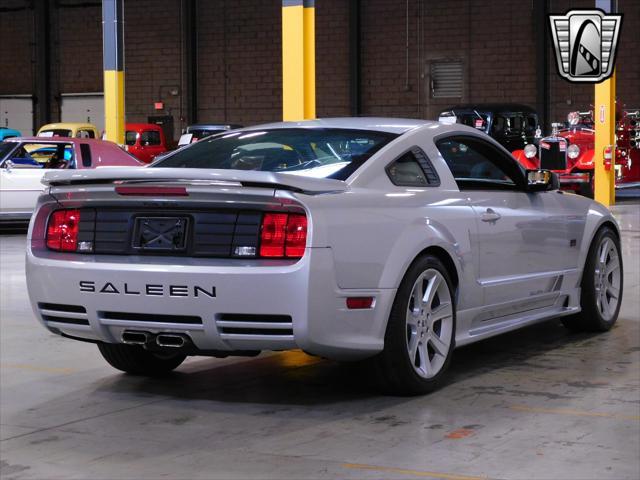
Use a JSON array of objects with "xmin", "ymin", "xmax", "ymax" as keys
[{"xmin": 25, "ymin": 118, "xmax": 623, "ymax": 394}]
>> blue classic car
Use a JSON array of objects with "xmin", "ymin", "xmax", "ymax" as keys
[{"xmin": 0, "ymin": 127, "xmax": 22, "ymax": 140}]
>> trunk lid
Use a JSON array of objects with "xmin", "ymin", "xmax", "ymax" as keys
[{"xmin": 40, "ymin": 168, "xmax": 332, "ymax": 260}]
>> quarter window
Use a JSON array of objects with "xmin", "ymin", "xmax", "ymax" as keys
[
  {"xmin": 386, "ymin": 147, "xmax": 440, "ymax": 187},
  {"xmin": 436, "ymin": 136, "xmax": 523, "ymax": 190},
  {"xmin": 80, "ymin": 143, "xmax": 92, "ymax": 167}
]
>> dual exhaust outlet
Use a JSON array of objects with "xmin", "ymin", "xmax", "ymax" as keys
[{"xmin": 121, "ymin": 330, "xmax": 190, "ymax": 349}]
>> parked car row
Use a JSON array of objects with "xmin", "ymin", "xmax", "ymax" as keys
[
  {"xmin": 439, "ymin": 102, "xmax": 640, "ymax": 194},
  {"xmin": 2, "ymin": 103, "xmax": 636, "ymax": 226},
  {"xmin": 0, "ymin": 120, "xmax": 243, "ymax": 223}
]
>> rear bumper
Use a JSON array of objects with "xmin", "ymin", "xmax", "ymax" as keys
[{"xmin": 26, "ymin": 248, "xmax": 394, "ymax": 360}]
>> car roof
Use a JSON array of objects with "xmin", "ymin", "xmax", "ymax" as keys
[
  {"xmin": 126, "ymin": 123, "xmax": 163, "ymax": 131},
  {"xmin": 38, "ymin": 122, "xmax": 98, "ymax": 130},
  {"xmin": 5, "ymin": 137, "xmax": 107, "ymax": 145},
  {"xmin": 187, "ymin": 124, "xmax": 243, "ymax": 130},
  {"xmin": 441, "ymin": 103, "xmax": 537, "ymax": 114},
  {"xmin": 246, "ymin": 117, "xmax": 433, "ymax": 135}
]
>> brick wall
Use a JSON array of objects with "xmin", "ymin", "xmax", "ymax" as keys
[
  {"xmin": 0, "ymin": 0, "xmax": 33, "ymax": 96},
  {"xmin": 1, "ymin": 0, "xmax": 638, "ymax": 135},
  {"xmin": 610, "ymin": 0, "xmax": 640, "ymax": 111},
  {"xmin": 315, "ymin": 0, "xmax": 351, "ymax": 117},
  {"xmin": 124, "ymin": 0, "xmax": 183, "ymax": 136},
  {"xmin": 197, "ymin": 0, "xmax": 283, "ymax": 127}
]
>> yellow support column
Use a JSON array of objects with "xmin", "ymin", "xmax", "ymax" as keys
[
  {"xmin": 594, "ymin": 70, "xmax": 616, "ymax": 206},
  {"xmin": 282, "ymin": 0, "xmax": 315, "ymax": 121},
  {"xmin": 282, "ymin": 1, "xmax": 305, "ymax": 121},
  {"xmin": 303, "ymin": 0, "xmax": 316, "ymax": 119},
  {"xmin": 102, "ymin": 0, "xmax": 125, "ymax": 144}
]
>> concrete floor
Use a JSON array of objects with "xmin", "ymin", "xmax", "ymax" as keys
[{"xmin": 1, "ymin": 202, "xmax": 639, "ymax": 480}]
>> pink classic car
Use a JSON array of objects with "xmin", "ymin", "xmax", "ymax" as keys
[{"xmin": 1, "ymin": 137, "xmax": 143, "ymax": 223}]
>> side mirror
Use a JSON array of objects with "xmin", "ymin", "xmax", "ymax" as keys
[
  {"xmin": 4, "ymin": 160, "xmax": 13, "ymax": 171},
  {"xmin": 527, "ymin": 169, "xmax": 559, "ymax": 192}
]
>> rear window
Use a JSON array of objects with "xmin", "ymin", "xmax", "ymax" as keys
[
  {"xmin": 39, "ymin": 129, "xmax": 72, "ymax": 138},
  {"xmin": 141, "ymin": 130, "xmax": 161, "ymax": 146},
  {"xmin": 152, "ymin": 128, "xmax": 398, "ymax": 180}
]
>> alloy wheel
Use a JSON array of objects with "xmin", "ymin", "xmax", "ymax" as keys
[
  {"xmin": 405, "ymin": 269, "xmax": 454, "ymax": 379},
  {"xmin": 594, "ymin": 237, "xmax": 621, "ymax": 322}
]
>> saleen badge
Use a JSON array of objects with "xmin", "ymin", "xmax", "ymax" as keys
[{"xmin": 549, "ymin": 9, "xmax": 622, "ymax": 83}]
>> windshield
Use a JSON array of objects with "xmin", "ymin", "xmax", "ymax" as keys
[{"xmin": 152, "ymin": 128, "xmax": 398, "ymax": 180}]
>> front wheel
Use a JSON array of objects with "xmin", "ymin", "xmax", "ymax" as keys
[
  {"xmin": 562, "ymin": 227, "xmax": 623, "ymax": 332},
  {"xmin": 98, "ymin": 343, "xmax": 186, "ymax": 375},
  {"xmin": 373, "ymin": 255, "xmax": 456, "ymax": 395}
]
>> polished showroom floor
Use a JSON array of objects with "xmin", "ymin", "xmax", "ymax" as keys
[{"xmin": 1, "ymin": 201, "xmax": 639, "ymax": 480}]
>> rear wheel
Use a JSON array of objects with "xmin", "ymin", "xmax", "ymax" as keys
[
  {"xmin": 98, "ymin": 343, "xmax": 186, "ymax": 375},
  {"xmin": 562, "ymin": 227, "xmax": 623, "ymax": 332},
  {"xmin": 373, "ymin": 255, "xmax": 456, "ymax": 395}
]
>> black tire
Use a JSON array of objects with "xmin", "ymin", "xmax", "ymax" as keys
[
  {"xmin": 372, "ymin": 254, "xmax": 456, "ymax": 395},
  {"xmin": 578, "ymin": 173, "xmax": 594, "ymax": 197},
  {"xmin": 562, "ymin": 227, "xmax": 623, "ymax": 332},
  {"xmin": 98, "ymin": 342, "xmax": 186, "ymax": 375}
]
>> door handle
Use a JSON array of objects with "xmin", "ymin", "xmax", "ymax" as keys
[{"xmin": 481, "ymin": 208, "xmax": 501, "ymax": 222}]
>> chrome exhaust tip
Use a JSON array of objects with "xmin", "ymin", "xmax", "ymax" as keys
[
  {"xmin": 156, "ymin": 333, "xmax": 188, "ymax": 348},
  {"xmin": 122, "ymin": 330, "xmax": 150, "ymax": 345}
]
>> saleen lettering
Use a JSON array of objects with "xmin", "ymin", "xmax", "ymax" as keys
[{"xmin": 79, "ymin": 281, "xmax": 216, "ymax": 298}]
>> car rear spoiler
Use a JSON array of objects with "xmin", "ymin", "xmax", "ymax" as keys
[{"xmin": 42, "ymin": 168, "xmax": 348, "ymax": 194}]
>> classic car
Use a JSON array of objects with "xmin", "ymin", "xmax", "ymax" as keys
[
  {"xmin": 37, "ymin": 122, "xmax": 100, "ymax": 139},
  {"xmin": 1, "ymin": 137, "xmax": 142, "ymax": 223},
  {"xmin": 124, "ymin": 123, "xmax": 169, "ymax": 164},
  {"xmin": 25, "ymin": 118, "xmax": 622, "ymax": 394},
  {"xmin": 512, "ymin": 109, "xmax": 640, "ymax": 195},
  {"xmin": 0, "ymin": 127, "xmax": 21, "ymax": 140},
  {"xmin": 438, "ymin": 104, "xmax": 540, "ymax": 152}
]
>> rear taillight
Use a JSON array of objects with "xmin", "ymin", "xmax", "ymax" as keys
[
  {"xmin": 46, "ymin": 209, "xmax": 81, "ymax": 252},
  {"xmin": 260, "ymin": 212, "xmax": 307, "ymax": 258}
]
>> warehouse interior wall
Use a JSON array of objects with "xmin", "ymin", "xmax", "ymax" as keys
[{"xmin": 1, "ymin": 0, "xmax": 638, "ymax": 140}]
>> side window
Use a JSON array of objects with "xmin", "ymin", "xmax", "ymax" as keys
[
  {"xmin": 13, "ymin": 143, "xmax": 75, "ymax": 169},
  {"xmin": 125, "ymin": 131, "xmax": 137, "ymax": 146},
  {"xmin": 436, "ymin": 136, "xmax": 522, "ymax": 190},
  {"xmin": 491, "ymin": 115, "xmax": 506, "ymax": 135},
  {"xmin": 511, "ymin": 115, "xmax": 523, "ymax": 133},
  {"xmin": 386, "ymin": 148, "xmax": 440, "ymax": 187},
  {"xmin": 80, "ymin": 143, "xmax": 92, "ymax": 167},
  {"xmin": 141, "ymin": 131, "xmax": 161, "ymax": 146}
]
